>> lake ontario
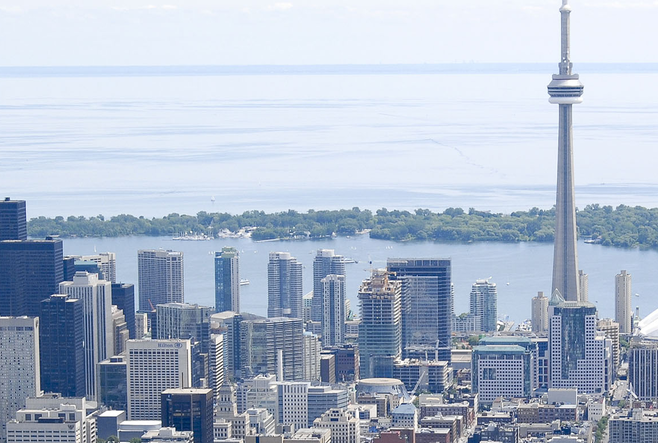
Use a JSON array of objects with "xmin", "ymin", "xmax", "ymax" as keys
[
  {"xmin": 2, "ymin": 64, "xmax": 658, "ymax": 218},
  {"xmin": 3, "ymin": 63, "xmax": 658, "ymax": 325}
]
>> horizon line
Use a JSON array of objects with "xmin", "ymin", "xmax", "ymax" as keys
[{"xmin": 2, "ymin": 62, "xmax": 658, "ymax": 78}]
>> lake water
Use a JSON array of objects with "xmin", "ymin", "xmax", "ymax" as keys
[
  {"xmin": 2, "ymin": 64, "xmax": 658, "ymax": 218},
  {"xmin": 63, "ymin": 235, "xmax": 658, "ymax": 327}
]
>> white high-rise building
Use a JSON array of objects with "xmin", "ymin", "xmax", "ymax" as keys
[
  {"xmin": 0, "ymin": 316, "xmax": 40, "ymax": 443},
  {"xmin": 268, "ymin": 252, "xmax": 303, "ymax": 319},
  {"xmin": 312, "ymin": 250, "xmax": 345, "ymax": 323},
  {"xmin": 472, "ymin": 338, "xmax": 534, "ymax": 404},
  {"xmin": 303, "ymin": 332, "xmax": 321, "ymax": 382},
  {"xmin": 60, "ymin": 271, "xmax": 114, "ymax": 400},
  {"xmin": 531, "ymin": 291, "xmax": 549, "ymax": 333},
  {"xmin": 615, "ymin": 270, "xmax": 632, "ymax": 334},
  {"xmin": 321, "ymin": 274, "xmax": 345, "ymax": 346},
  {"xmin": 138, "ymin": 249, "xmax": 184, "ymax": 311},
  {"xmin": 276, "ymin": 382, "xmax": 309, "ymax": 429},
  {"xmin": 578, "ymin": 270, "xmax": 589, "ymax": 302},
  {"xmin": 126, "ymin": 339, "xmax": 192, "ymax": 420},
  {"xmin": 134, "ymin": 312, "xmax": 148, "ymax": 339},
  {"xmin": 628, "ymin": 338, "xmax": 658, "ymax": 402},
  {"xmin": 6, "ymin": 395, "xmax": 96, "ymax": 443},
  {"xmin": 76, "ymin": 252, "xmax": 117, "ymax": 283},
  {"xmin": 549, "ymin": 301, "xmax": 612, "ymax": 394},
  {"xmin": 469, "ymin": 279, "xmax": 497, "ymax": 333},
  {"xmin": 209, "ymin": 334, "xmax": 225, "ymax": 400}
]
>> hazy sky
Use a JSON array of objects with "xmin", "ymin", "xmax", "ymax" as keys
[{"xmin": 0, "ymin": 0, "xmax": 656, "ymax": 66}]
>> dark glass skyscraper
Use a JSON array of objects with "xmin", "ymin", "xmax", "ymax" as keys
[
  {"xmin": 0, "ymin": 198, "xmax": 27, "ymax": 241},
  {"xmin": 99, "ymin": 355, "xmax": 128, "ymax": 411},
  {"xmin": 0, "ymin": 237, "xmax": 64, "ymax": 317},
  {"xmin": 39, "ymin": 294, "xmax": 86, "ymax": 397},
  {"xmin": 112, "ymin": 283, "xmax": 136, "ymax": 339},
  {"xmin": 214, "ymin": 247, "xmax": 240, "ymax": 313},
  {"xmin": 387, "ymin": 258, "xmax": 452, "ymax": 362},
  {"xmin": 161, "ymin": 388, "xmax": 214, "ymax": 443}
]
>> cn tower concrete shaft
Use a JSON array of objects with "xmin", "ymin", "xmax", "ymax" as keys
[{"xmin": 548, "ymin": 0, "xmax": 584, "ymax": 302}]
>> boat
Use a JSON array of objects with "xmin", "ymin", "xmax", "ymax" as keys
[
  {"xmin": 240, "ymin": 279, "xmax": 250, "ymax": 286},
  {"xmin": 172, "ymin": 232, "xmax": 214, "ymax": 241}
]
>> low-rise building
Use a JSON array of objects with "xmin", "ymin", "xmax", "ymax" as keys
[
  {"xmin": 141, "ymin": 427, "xmax": 194, "ymax": 443},
  {"xmin": 516, "ymin": 403, "xmax": 578, "ymax": 424},
  {"xmin": 391, "ymin": 403, "xmax": 418, "ymax": 430},
  {"xmin": 414, "ymin": 428, "xmax": 451, "ymax": 443},
  {"xmin": 418, "ymin": 415, "xmax": 462, "ymax": 442},
  {"xmin": 285, "ymin": 428, "xmax": 331, "ymax": 443},
  {"xmin": 609, "ymin": 409, "xmax": 658, "ymax": 443},
  {"xmin": 6, "ymin": 396, "xmax": 97, "ymax": 443},
  {"xmin": 313, "ymin": 409, "xmax": 360, "ymax": 443}
]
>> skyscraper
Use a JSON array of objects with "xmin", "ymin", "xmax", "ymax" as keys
[
  {"xmin": 312, "ymin": 249, "xmax": 345, "ymax": 322},
  {"xmin": 0, "ymin": 237, "xmax": 64, "ymax": 317},
  {"xmin": 215, "ymin": 247, "xmax": 240, "ymax": 313},
  {"xmin": 39, "ymin": 294, "xmax": 86, "ymax": 397},
  {"xmin": 615, "ymin": 270, "xmax": 632, "ymax": 334},
  {"xmin": 112, "ymin": 282, "xmax": 136, "ymax": 339},
  {"xmin": 472, "ymin": 338, "xmax": 534, "ymax": 404},
  {"xmin": 628, "ymin": 338, "xmax": 658, "ymax": 402},
  {"xmin": 161, "ymin": 388, "xmax": 214, "ymax": 443},
  {"xmin": 155, "ymin": 303, "xmax": 212, "ymax": 353},
  {"xmin": 126, "ymin": 339, "xmax": 192, "ymax": 420},
  {"xmin": 548, "ymin": 0, "xmax": 585, "ymax": 302},
  {"xmin": 98, "ymin": 355, "xmax": 128, "ymax": 411},
  {"xmin": 358, "ymin": 270, "xmax": 402, "ymax": 379},
  {"xmin": 321, "ymin": 274, "xmax": 346, "ymax": 346},
  {"xmin": 138, "ymin": 249, "xmax": 184, "ymax": 311},
  {"xmin": 0, "ymin": 198, "xmax": 27, "ymax": 241},
  {"xmin": 59, "ymin": 271, "xmax": 114, "ymax": 400},
  {"xmin": 531, "ymin": 291, "xmax": 549, "ymax": 333},
  {"xmin": 267, "ymin": 252, "xmax": 303, "ymax": 319},
  {"xmin": 112, "ymin": 306, "xmax": 130, "ymax": 355},
  {"xmin": 469, "ymin": 279, "xmax": 498, "ymax": 333},
  {"xmin": 549, "ymin": 301, "xmax": 612, "ymax": 393},
  {"xmin": 0, "ymin": 316, "xmax": 40, "ymax": 443},
  {"xmin": 239, "ymin": 317, "xmax": 305, "ymax": 381},
  {"xmin": 387, "ymin": 259, "xmax": 452, "ymax": 362},
  {"xmin": 578, "ymin": 270, "xmax": 589, "ymax": 302}
]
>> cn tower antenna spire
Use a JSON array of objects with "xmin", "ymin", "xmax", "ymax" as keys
[
  {"xmin": 559, "ymin": 0, "xmax": 573, "ymax": 75},
  {"xmin": 548, "ymin": 0, "xmax": 584, "ymax": 303}
]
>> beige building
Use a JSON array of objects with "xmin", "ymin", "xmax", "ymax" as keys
[
  {"xmin": 531, "ymin": 292, "xmax": 548, "ymax": 333},
  {"xmin": 313, "ymin": 408, "xmax": 360, "ymax": 443},
  {"xmin": 598, "ymin": 318, "xmax": 621, "ymax": 368},
  {"xmin": 615, "ymin": 270, "xmax": 632, "ymax": 334}
]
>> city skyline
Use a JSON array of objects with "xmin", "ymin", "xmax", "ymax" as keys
[{"xmin": 1, "ymin": 0, "xmax": 657, "ymax": 440}]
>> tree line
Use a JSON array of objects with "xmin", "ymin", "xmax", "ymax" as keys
[{"xmin": 26, "ymin": 204, "xmax": 658, "ymax": 249}]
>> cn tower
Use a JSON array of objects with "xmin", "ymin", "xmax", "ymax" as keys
[{"xmin": 548, "ymin": 0, "xmax": 584, "ymax": 302}]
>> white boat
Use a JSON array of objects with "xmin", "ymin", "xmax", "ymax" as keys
[
  {"xmin": 240, "ymin": 279, "xmax": 250, "ymax": 286},
  {"xmin": 172, "ymin": 232, "xmax": 214, "ymax": 241}
]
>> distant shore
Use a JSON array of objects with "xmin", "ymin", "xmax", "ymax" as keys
[{"xmin": 26, "ymin": 204, "xmax": 658, "ymax": 249}]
